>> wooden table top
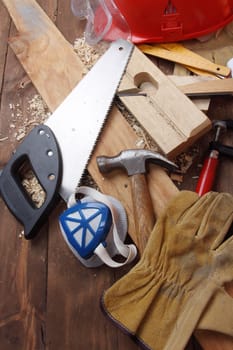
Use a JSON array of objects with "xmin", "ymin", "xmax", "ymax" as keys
[{"xmin": 0, "ymin": 1, "xmax": 232, "ymax": 349}]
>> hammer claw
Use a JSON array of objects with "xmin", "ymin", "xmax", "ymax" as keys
[{"xmin": 96, "ymin": 149, "xmax": 178, "ymax": 255}]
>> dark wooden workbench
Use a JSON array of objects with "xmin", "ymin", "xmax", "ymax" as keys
[{"xmin": 0, "ymin": 1, "xmax": 232, "ymax": 349}]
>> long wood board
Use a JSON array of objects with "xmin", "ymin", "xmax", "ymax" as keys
[
  {"xmin": 179, "ymin": 78, "xmax": 233, "ymax": 96},
  {"xmin": 1, "ymin": 0, "xmax": 232, "ymax": 349}
]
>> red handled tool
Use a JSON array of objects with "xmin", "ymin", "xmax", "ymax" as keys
[{"xmin": 196, "ymin": 120, "xmax": 233, "ymax": 196}]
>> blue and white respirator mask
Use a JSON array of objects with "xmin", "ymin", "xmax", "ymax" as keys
[{"xmin": 59, "ymin": 186, "xmax": 137, "ymax": 268}]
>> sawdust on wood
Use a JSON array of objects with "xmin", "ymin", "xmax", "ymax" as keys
[
  {"xmin": 4, "ymin": 94, "xmax": 51, "ymax": 208},
  {"xmin": 8, "ymin": 94, "xmax": 51, "ymax": 141},
  {"xmin": 21, "ymin": 170, "xmax": 45, "ymax": 208},
  {"xmin": 175, "ymin": 145, "xmax": 200, "ymax": 173},
  {"xmin": 73, "ymin": 37, "xmax": 109, "ymax": 71},
  {"xmin": 3, "ymin": 36, "xmax": 199, "ymax": 206}
]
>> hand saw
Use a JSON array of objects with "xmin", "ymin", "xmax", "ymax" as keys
[{"xmin": 0, "ymin": 39, "xmax": 133, "ymax": 239}]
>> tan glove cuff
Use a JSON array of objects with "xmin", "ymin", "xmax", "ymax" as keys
[
  {"xmin": 164, "ymin": 280, "xmax": 219, "ymax": 350},
  {"xmin": 197, "ymin": 287, "xmax": 233, "ymax": 337}
]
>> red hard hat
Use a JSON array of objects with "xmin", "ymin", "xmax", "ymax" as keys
[{"xmin": 102, "ymin": 0, "xmax": 233, "ymax": 43}]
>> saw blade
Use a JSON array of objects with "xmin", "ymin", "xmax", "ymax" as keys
[{"xmin": 46, "ymin": 39, "xmax": 133, "ymax": 201}]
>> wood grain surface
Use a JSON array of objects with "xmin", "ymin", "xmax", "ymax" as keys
[{"xmin": 0, "ymin": 1, "xmax": 232, "ymax": 350}]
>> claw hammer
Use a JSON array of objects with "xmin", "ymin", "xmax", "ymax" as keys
[{"xmin": 96, "ymin": 149, "xmax": 178, "ymax": 255}]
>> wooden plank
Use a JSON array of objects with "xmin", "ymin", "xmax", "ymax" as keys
[
  {"xmin": 1, "ymin": 1, "xmax": 232, "ymax": 350},
  {"xmin": 168, "ymin": 75, "xmax": 215, "ymax": 85},
  {"xmin": 0, "ymin": 3, "xmax": 11, "ymax": 90},
  {"xmin": 46, "ymin": 203, "xmax": 123, "ymax": 350},
  {"xmin": 0, "ymin": 217, "xmax": 48, "ymax": 350},
  {"xmin": 168, "ymin": 75, "xmax": 212, "ymax": 111},
  {"xmin": 55, "ymin": 0, "xmax": 85, "ymax": 43},
  {"xmin": 0, "ymin": 12, "xmax": 48, "ymax": 347},
  {"xmin": 119, "ymin": 47, "xmax": 211, "ymax": 157},
  {"xmin": 0, "ymin": 1, "xmax": 70, "ymax": 349},
  {"xmin": 0, "ymin": 1, "xmax": 175, "ymax": 350},
  {"xmin": 3, "ymin": 0, "xmax": 84, "ymax": 112},
  {"xmin": 179, "ymin": 78, "xmax": 233, "ymax": 96},
  {"xmin": 139, "ymin": 43, "xmax": 231, "ymax": 77}
]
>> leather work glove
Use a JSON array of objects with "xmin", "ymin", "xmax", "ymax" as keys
[{"xmin": 101, "ymin": 191, "xmax": 233, "ymax": 350}]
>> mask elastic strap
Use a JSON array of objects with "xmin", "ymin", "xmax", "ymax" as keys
[{"xmin": 74, "ymin": 186, "xmax": 137, "ymax": 267}]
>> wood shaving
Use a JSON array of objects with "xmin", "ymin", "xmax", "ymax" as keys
[
  {"xmin": 21, "ymin": 170, "xmax": 45, "ymax": 208},
  {"xmin": 18, "ymin": 76, "xmax": 31, "ymax": 89},
  {"xmin": 73, "ymin": 37, "xmax": 109, "ymax": 71},
  {"xmin": 0, "ymin": 136, "xmax": 8, "ymax": 142},
  {"xmin": 27, "ymin": 94, "xmax": 51, "ymax": 123},
  {"xmin": 175, "ymin": 145, "xmax": 200, "ymax": 174},
  {"xmin": 7, "ymin": 94, "xmax": 51, "ymax": 142}
]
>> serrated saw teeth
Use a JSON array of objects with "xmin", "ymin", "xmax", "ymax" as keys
[{"xmin": 46, "ymin": 39, "xmax": 134, "ymax": 202}]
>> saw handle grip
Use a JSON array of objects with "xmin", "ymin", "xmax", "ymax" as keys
[
  {"xmin": 0, "ymin": 125, "xmax": 62, "ymax": 239},
  {"xmin": 130, "ymin": 173, "xmax": 155, "ymax": 255},
  {"xmin": 196, "ymin": 150, "xmax": 219, "ymax": 196}
]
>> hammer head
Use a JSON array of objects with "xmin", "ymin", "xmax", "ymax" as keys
[{"xmin": 97, "ymin": 149, "xmax": 178, "ymax": 176}]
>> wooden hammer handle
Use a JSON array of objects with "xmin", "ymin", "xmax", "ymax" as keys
[{"xmin": 130, "ymin": 173, "xmax": 155, "ymax": 255}]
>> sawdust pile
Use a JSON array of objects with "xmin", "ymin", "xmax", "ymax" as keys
[
  {"xmin": 7, "ymin": 94, "xmax": 51, "ymax": 142},
  {"xmin": 5, "ymin": 94, "xmax": 51, "ymax": 209},
  {"xmin": 73, "ymin": 36, "xmax": 109, "ymax": 71},
  {"xmin": 21, "ymin": 169, "xmax": 45, "ymax": 208}
]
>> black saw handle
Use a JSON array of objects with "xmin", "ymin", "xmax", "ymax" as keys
[{"xmin": 0, "ymin": 125, "xmax": 62, "ymax": 239}]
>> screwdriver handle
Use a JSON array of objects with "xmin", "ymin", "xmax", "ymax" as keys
[{"xmin": 196, "ymin": 150, "xmax": 219, "ymax": 196}]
